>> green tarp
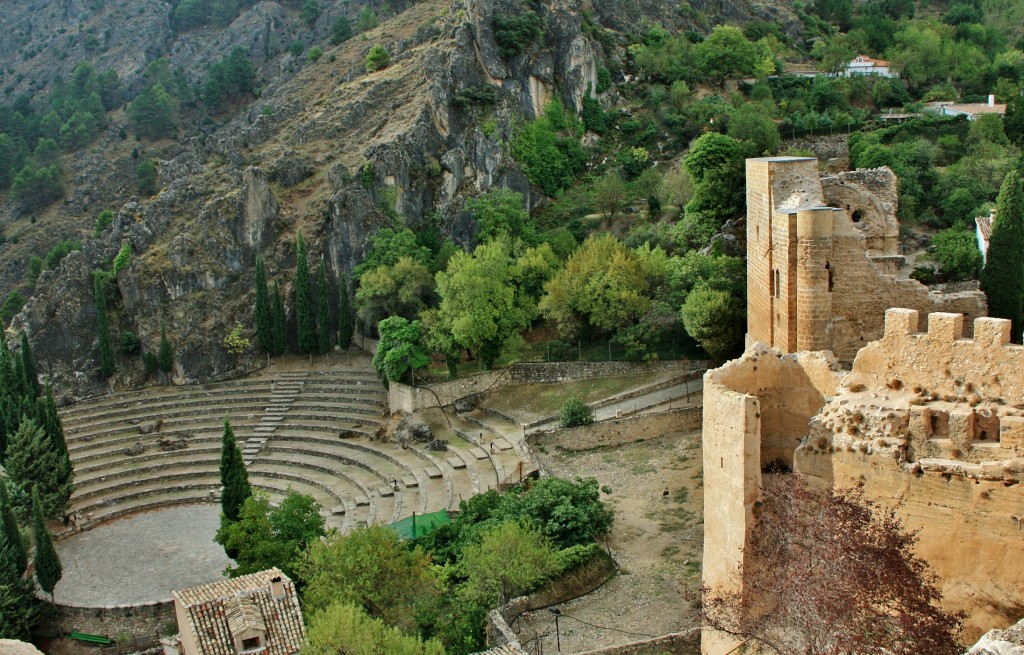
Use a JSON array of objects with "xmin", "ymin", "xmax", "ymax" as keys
[{"xmin": 387, "ymin": 510, "xmax": 451, "ymax": 540}]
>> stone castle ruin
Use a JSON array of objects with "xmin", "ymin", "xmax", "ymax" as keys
[
  {"xmin": 702, "ymin": 158, "xmax": 1024, "ymax": 655},
  {"xmin": 745, "ymin": 156, "xmax": 985, "ymax": 362}
]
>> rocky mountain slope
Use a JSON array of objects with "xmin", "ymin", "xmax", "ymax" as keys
[{"xmin": 0, "ymin": 0, "xmax": 801, "ymax": 398}]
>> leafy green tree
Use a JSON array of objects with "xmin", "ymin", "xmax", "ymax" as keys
[
  {"xmin": 694, "ymin": 25, "xmax": 771, "ymax": 84},
  {"xmin": 158, "ymin": 321, "xmax": 174, "ymax": 374},
  {"xmin": 681, "ymin": 286, "xmax": 744, "ymax": 359},
  {"xmin": 683, "ymin": 132, "xmax": 748, "ymax": 236},
  {"xmin": 0, "ymin": 571, "xmax": 36, "ymax": 640},
  {"xmin": 357, "ymin": 6, "xmax": 379, "ymax": 32},
  {"xmin": 331, "ymin": 15, "xmax": 353, "ymax": 44},
  {"xmin": 559, "ymin": 396, "xmax": 593, "ymax": 428},
  {"xmin": 728, "ymin": 105, "xmax": 780, "ymax": 156},
  {"xmin": 136, "ymin": 159, "xmax": 159, "ymax": 196},
  {"xmin": 499, "ymin": 476, "xmax": 612, "ymax": 548},
  {"xmin": 459, "ymin": 521, "xmax": 558, "ymax": 605},
  {"xmin": 223, "ymin": 324, "xmax": 250, "ymax": 357},
  {"xmin": 216, "ymin": 490, "xmax": 324, "ymax": 578},
  {"xmin": 272, "ymin": 280, "xmax": 288, "ymax": 355},
  {"xmin": 31, "ymin": 487, "xmax": 61, "ymax": 600},
  {"xmin": 593, "ymin": 170, "xmax": 628, "ymax": 218},
  {"xmin": 94, "ymin": 209, "xmax": 114, "ymax": 237},
  {"xmin": 466, "ymin": 189, "xmax": 534, "ymax": 244},
  {"xmin": 366, "ymin": 45, "xmax": 391, "ymax": 72},
  {"xmin": 219, "ymin": 418, "xmax": 251, "ymax": 524},
  {"xmin": 254, "ymin": 258, "xmax": 272, "ymax": 353},
  {"xmin": 355, "ymin": 257, "xmax": 434, "ymax": 328},
  {"xmin": 95, "ymin": 276, "xmax": 115, "ymax": 378},
  {"xmin": 981, "ymin": 171, "xmax": 1024, "ymax": 341},
  {"xmin": 1006, "ymin": 95, "xmax": 1024, "ymax": 148},
  {"xmin": 511, "ymin": 100, "xmax": 587, "ymax": 196},
  {"xmin": 295, "ymin": 232, "xmax": 317, "ymax": 353},
  {"xmin": 372, "ymin": 317, "xmax": 431, "ymax": 384},
  {"xmin": 304, "ymin": 602, "xmax": 446, "ymax": 655},
  {"xmin": 492, "ymin": 11, "xmax": 542, "ymax": 58},
  {"xmin": 354, "ymin": 227, "xmax": 433, "ymax": 280},
  {"xmin": 931, "ymin": 228, "xmax": 982, "ymax": 281},
  {"xmin": 0, "ymin": 484, "xmax": 27, "ymax": 577},
  {"xmin": 296, "ymin": 524, "xmax": 441, "ymax": 631},
  {"xmin": 317, "ymin": 261, "xmax": 332, "ymax": 354},
  {"xmin": 301, "ymin": 0, "xmax": 321, "ymax": 24},
  {"xmin": 338, "ymin": 276, "xmax": 353, "ymax": 349},
  {"xmin": 131, "ymin": 83, "xmax": 177, "ymax": 139},
  {"xmin": 0, "ymin": 292, "xmax": 25, "ymax": 326},
  {"xmin": 540, "ymin": 234, "xmax": 652, "ymax": 338},
  {"xmin": 434, "ymin": 241, "xmax": 531, "ymax": 370}
]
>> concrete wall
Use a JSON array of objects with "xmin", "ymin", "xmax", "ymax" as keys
[{"xmin": 40, "ymin": 600, "xmax": 175, "ymax": 649}]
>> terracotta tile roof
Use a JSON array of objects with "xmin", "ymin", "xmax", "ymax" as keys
[
  {"xmin": 174, "ymin": 568, "xmax": 305, "ymax": 655},
  {"xmin": 944, "ymin": 103, "xmax": 1007, "ymax": 116},
  {"xmin": 976, "ymin": 214, "xmax": 993, "ymax": 241},
  {"xmin": 851, "ymin": 54, "xmax": 891, "ymax": 67}
]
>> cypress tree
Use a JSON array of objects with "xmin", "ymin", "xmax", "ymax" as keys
[
  {"xmin": 981, "ymin": 171, "xmax": 1024, "ymax": 342},
  {"xmin": 338, "ymin": 275, "xmax": 353, "ymax": 350},
  {"xmin": 158, "ymin": 321, "xmax": 174, "ymax": 374},
  {"xmin": 271, "ymin": 281, "xmax": 287, "ymax": 355},
  {"xmin": 254, "ymin": 257, "xmax": 272, "ymax": 353},
  {"xmin": 0, "ymin": 483, "xmax": 27, "ymax": 576},
  {"xmin": 95, "ymin": 276, "xmax": 115, "ymax": 378},
  {"xmin": 295, "ymin": 231, "xmax": 317, "ymax": 353},
  {"xmin": 317, "ymin": 260, "xmax": 332, "ymax": 354},
  {"xmin": 5, "ymin": 418, "xmax": 72, "ymax": 519},
  {"xmin": 18, "ymin": 333, "xmax": 38, "ymax": 400},
  {"xmin": 219, "ymin": 418, "xmax": 251, "ymax": 523},
  {"xmin": 40, "ymin": 386, "xmax": 73, "ymax": 501},
  {"xmin": 31, "ymin": 487, "xmax": 62, "ymax": 600}
]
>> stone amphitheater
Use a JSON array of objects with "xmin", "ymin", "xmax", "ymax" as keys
[{"xmin": 52, "ymin": 353, "xmax": 528, "ymax": 607}]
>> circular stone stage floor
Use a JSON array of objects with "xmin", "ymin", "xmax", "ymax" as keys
[{"xmin": 54, "ymin": 505, "xmax": 232, "ymax": 605}]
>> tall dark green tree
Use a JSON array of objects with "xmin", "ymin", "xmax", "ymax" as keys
[
  {"xmin": 18, "ymin": 334, "xmax": 38, "ymax": 400},
  {"xmin": 295, "ymin": 232, "xmax": 317, "ymax": 353},
  {"xmin": 5, "ymin": 418, "xmax": 72, "ymax": 519},
  {"xmin": 271, "ymin": 281, "xmax": 287, "ymax": 355},
  {"xmin": 254, "ymin": 257, "xmax": 272, "ymax": 353},
  {"xmin": 95, "ymin": 276, "xmax": 115, "ymax": 378},
  {"xmin": 158, "ymin": 321, "xmax": 174, "ymax": 374},
  {"xmin": 317, "ymin": 261, "xmax": 332, "ymax": 354},
  {"xmin": 338, "ymin": 275, "xmax": 353, "ymax": 350},
  {"xmin": 219, "ymin": 419, "xmax": 251, "ymax": 523},
  {"xmin": 31, "ymin": 487, "xmax": 61, "ymax": 601},
  {"xmin": 0, "ymin": 484, "xmax": 26, "ymax": 576},
  {"xmin": 981, "ymin": 171, "xmax": 1024, "ymax": 342}
]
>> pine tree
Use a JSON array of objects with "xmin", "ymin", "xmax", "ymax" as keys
[
  {"xmin": 5, "ymin": 418, "xmax": 72, "ymax": 520},
  {"xmin": 159, "ymin": 321, "xmax": 174, "ymax": 374},
  {"xmin": 31, "ymin": 487, "xmax": 61, "ymax": 600},
  {"xmin": 40, "ymin": 386, "xmax": 73, "ymax": 501},
  {"xmin": 981, "ymin": 171, "xmax": 1024, "ymax": 342},
  {"xmin": 295, "ymin": 231, "xmax": 317, "ymax": 353},
  {"xmin": 219, "ymin": 419, "xmax": 251, "ymax": 523},
  {"xmin": 0, "ymin": 558, "xmax": 37, "ymax": 640},
  {"xmin": 254, "ymin": 257, "xmax": 272, "ymax": 353},
  {"xmin": 317, "ymin": 261, "xmax": 332, "ymax": 354},
  {"xmin": 0, "ymin": 483, "xmax": 27, "ymax": 576},
  {"xmin": 18, "ymin": 333, "xmax": 38, "ymax": 400},
  {"xmin": 338, "ymin": 275, "xmax": 353, "ymax": 350},
  {"xmin": 271, "ymin": 281, "xmax": 287, "ymax": 356},
  {"xmin": 95, "ymin": 276, "xmax": 115, "ymax": 378}
]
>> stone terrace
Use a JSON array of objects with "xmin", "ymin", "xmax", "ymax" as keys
[{"xmin": 59, "ymin": 362, "xmax": 520, "ymax": 534}]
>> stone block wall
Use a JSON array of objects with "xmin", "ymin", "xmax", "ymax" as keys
[
  {"xmin": 530, "ymin": 407, "xmax": 702, "ymax": 452},
  {"xmin": 40, "ymin": 600, "xmax": 175, "ymax": 649},
  {"xmin": 575, "ymin": 631, "xmax": 699, "ymax": 655}
]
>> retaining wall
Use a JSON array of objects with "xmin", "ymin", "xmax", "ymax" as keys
[
  {"xmin": 390, "ymin": 361, "xmax": 705, "ymax": 414},
  {"xmin": 576, "ymin": 630, "xmax": 700, "ymax": 655},
  {"xmin": 531, "ymin": 407, "xmax": 703, "ymax": 452},
  {"xmin": 39, "ymin": 599, "xmax": 175, "ymax": 649}
]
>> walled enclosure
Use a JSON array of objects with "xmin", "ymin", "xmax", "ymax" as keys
[{"xmin": 745, "ymin": 157, "xmax": 986, "ymax": 363}]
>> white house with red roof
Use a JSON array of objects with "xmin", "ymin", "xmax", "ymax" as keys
[{"xmin": 845, "ymin": 55, "xmax": 898, "ymax": 78}]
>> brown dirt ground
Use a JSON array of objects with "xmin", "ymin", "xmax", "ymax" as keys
[{"xmin": 514, "ymin": 427, "xmax": 704, "ymax": 654}]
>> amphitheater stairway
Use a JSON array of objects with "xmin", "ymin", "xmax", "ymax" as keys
[{"xmin": 242, "ymin": 374, "xmax": 304, "ymax": 465}]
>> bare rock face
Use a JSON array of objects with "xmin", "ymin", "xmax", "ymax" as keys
[
  {"xmin": 966, "ymin": 618, "xmax": 1024, "ymax": 655},
  {"xmin": 0, "ymin": 639, "xmax": 45, "ymax": 655}
]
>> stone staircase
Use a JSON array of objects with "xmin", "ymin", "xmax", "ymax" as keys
[{"xmin": 242, "ymin": 374, "xmax": 304, "ymax": 465}]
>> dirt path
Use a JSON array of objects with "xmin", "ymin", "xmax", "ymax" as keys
[{"xmin": 515, "ymin": 428, "xmax": 704, "ymax": 654}]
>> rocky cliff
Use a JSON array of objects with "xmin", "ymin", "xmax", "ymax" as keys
[{"xmin": 2, "ymin": 0, "xmax": 800, "ymax": 397}]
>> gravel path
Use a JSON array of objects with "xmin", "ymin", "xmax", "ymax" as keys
[{"xmin": 54, "ymin": 504, "xmax": 231, "ymax": 605}]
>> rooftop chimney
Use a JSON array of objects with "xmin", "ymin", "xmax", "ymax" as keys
[
  {"xmin": 989, "ymin": 94, "xmax": 995, "ymax": 107},
  {"xmin": 270, "ymin": 575, "xmax": 285, "ymax": 599}
]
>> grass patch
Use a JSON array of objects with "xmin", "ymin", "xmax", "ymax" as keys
[
  {"xmin": 673, "ymin": 487, "xmax": 689, "ymax": 504},
  {"xmin": 631, "ymin": 463, "xmax": 657, "ymax": 475}
]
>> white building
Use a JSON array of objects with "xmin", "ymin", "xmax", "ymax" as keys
[
  {"xmin": 938, "ymin": 95, "xmax": 1007, "ymax": 120},
  {"xmin": 845, "ymin": 55, "xmax": 898, "ymax": 78}
]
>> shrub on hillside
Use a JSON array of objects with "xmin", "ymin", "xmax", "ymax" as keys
[{"xmin": 560, "ymin": 396, "xmax": 593, "ymax": 428}]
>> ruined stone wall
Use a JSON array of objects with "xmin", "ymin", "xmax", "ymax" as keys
[
  {"xmin": 791, "ymin": 310, "xmax": 1024, "ymax": 639},
  {"xmin": 700, "ymin": 347, "xmax": 843, "ymax": 655},
  {"xmin": 39, "ymin": 600, "xmax": 175, "ymax": 649},
  {"xmin": 744, "ymin": 157, "xmax": 987, "ymax": 364}
]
